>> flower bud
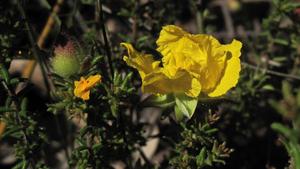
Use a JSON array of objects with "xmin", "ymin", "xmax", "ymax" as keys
[{"xmin": 52, "ymin": 41, "xmax": 80, "ymax": 78}]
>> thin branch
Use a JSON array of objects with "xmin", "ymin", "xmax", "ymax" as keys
[
  {"xmin": 137, "ymin": 148, "xmax": 153, "ymax": 166},
  {"xmin": 97, "ymin": 0, "xmax": 114, "ymax": 80},
  {"xmin": 21, "ymin": 0, "xmax": 64, "ymax": 95},
  {"xmin": 242, "ymin": 62, "xmax": 300, "ymax": 81},
  {"xmin": 16, "ymin": 0, "xmax": 52, "ymax": 96},
  {"xmin": 0, "ymin": 81, "xmax": 36, "ymax": 168},
  {"xmin": 38, "ymin": 0, "xmax": 64, "ymax": 49}
]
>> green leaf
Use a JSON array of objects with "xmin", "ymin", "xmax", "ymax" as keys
[
  {"xmin": 110, "ymin": 97, "xmax": 118, "ymax": 117},
  {"xmin": 282, "ymin": 81, "xmax": 292, "ymax": 100},
  {"xmin": 261, "ymin": 84, "xmax": 275, "ymax": 91},
  {"xmin": 9, "ymin": 78, "xmax": 19, "ymax": 86},
  {"xmin": 271, "ymin": 122, "xmax": 297, "ymax": 143},
  {"xmin": 0, "ymin": 107, "xmax": 15, "ymax": 113},
  {"xmin": 196, "ymin": 147, "xmax": 207, "ymax": 167},
  {"xmin": 174, "ymin": 94, "xmax": 198, "ymax": 120},
  {"xmin": 19, "ymin": 98, "xmax": 28, "ymax": 117},
  {"xmin": 2, "ymin": 126, "xmax": 23, "ymax": 138},
  {"xmin": 0, "ymin": 64, "xmax": 9, "ymax": 83},
  {"xmin": 91, "ymin": 55, "xmax": 104, "ymax": 66},
  {"xmin": 274, "ymin": 38, "xmax": 289, "ymax": 46},
  {"xmin": 174, "ymin": 104, "xmax": 184, "ymax": 121}
]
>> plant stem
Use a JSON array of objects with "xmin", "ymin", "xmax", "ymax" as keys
[
  {"xmin": 97, "ymin": 0, "xmax": 114, "ymax": 80},
  {"xmin": 242, "ymin": 62, "xmax": 300, "ymax": 81},
  {"xmin": 16, "ymin": 1, "xmax": 52, "ymax": 96},
  {"xmin": 1, "ymin": 81, "xmax": 37, "ymax": 168}
]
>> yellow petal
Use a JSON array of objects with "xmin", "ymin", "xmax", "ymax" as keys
[
  {"xmin": 208, "ymin": 39, "xmax": 242, "ymax": 97},
  {"xmin": 142, "ymin": 70, "xmax": 201, "ymax": 98},
  {"xmin": 156, "ymin": 25, "xmax": 187, "ymax": 65},
  {"xmin": 142, "ymin": 72, "xmax": 174, "ymax": 94},
  {"xmin": 183, "ymin": 34, "xmax": 225, "ymax": 92},
  {"xmin": 81, "ymin": 90, "xmax": 90, "ymax": 100},
  {"xmin": 74, "ymin": 80, "xmax": 85, "ymax": 96},
  {"xmin": 74, "ymin": 74, "xmax": 101, "ymax": 100},
  {"xmin": 156, "ymin": 25, "xmax": 186, "ymax": 47},
  {"xmin": 74, "ymin": 81, "xmax": 80, "ymax": 88},
  {"xmin": 86, "ymin": 75, "xmax": 102, "ymax": 88},
  {"xmin": 121, "ymin": 43, "xmax": 160, "ymax": 79},
  {"xmin": 185, "ymin": 78, "xmax": 202, "ymax": 98}
]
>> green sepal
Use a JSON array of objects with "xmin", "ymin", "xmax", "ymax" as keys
[
  {"xmin": 174, "ymin": 94, "xmax": 198, "ymax": 120},
  {"xmin": 143, "ymin": 94, "xmax": 175, "ymax": 108}
]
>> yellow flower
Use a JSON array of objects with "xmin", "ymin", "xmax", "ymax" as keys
[
  {"xmin": 74, "ymin": 74, "xmax": 101, "ymax": 100},
  {"xmin": 122, "ymin": 25, "xmax": 242, "ymax": 98}
]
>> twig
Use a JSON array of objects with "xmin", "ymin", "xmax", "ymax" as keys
[
  {"xmin": 96, "ymin": 0, "xmax": 114, "ymax": 80},
  {"xmin": 16, "ymin": 1, "xmax": 71, "ymax": 167},
  {"xmin": 16, "ymin": 1, "xmax": 52, "ymax": 96},
  {"xmin": 242, "ymin": 62, "xmax": 300, "ymax": 80},
  {"xmin": 0, "ymin": 81, "xmax": 36, "ymax": 168},
  {"xmin": 137, "ymin": 148, "xmax": 152, "ymax": 166},
  {"xmin": 23, "ymin": 0, "xmax": 64, "ymax": 96},
  {"xmin": 38, "ymin": 0, "xmax": 64, "ymax": 49}
]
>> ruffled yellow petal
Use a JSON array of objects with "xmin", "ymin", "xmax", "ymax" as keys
[
  {"xmin": 121, "ymin": 43, "xmax": 160, "ymax": 79},
  {"xmin": 186, "ymin": 35, "xmax": 226, "ymax": 92},
  {"xmin": 142, "ymin": 70, "xmax": 201, "ymax": 98},
  {"xmin": 156, "ymin": 25, "xmax": 187, "ymax": 65},
  {"xmin": 156, "ymin": 25, "xmax": 186, "ymax": 47},
  {"xmin": 208, "ymin": 39, "xmax": 242, "ymax": 97}
]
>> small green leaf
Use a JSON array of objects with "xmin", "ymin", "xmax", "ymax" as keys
[
  {"xmin": 19, "ymin": 98, "xmax": 28, "ymax": 117},
  {"xmin": 282, "ymin": 81, "xmax": 292, "ymax": 100},
  {"xmin": 174, "ymin": 94, "xmax": 198, "ymax": 119},
  {"xmin": 274, "ymin": 38, "xmax": 289, "ymax": 46},
  {"xmin": 261, "ymin": 84, "xmax": 275, "ymax": 91},
  {"xmin": 91, "ymin": 55, "xmax": 104, "ymax": 66},
  {"xmin": 196, "ymin": 147, "xmax": 207, "ymax": 167},
  {"xmin": 9, "ymin": 78, "xmax": 19, "ymax": 86},
  {"xmin": 110, "ymin": 97, "xmax": 118, "ymax": 117},
  {"xmin": 2, "ymin": 126, "xmax": 23, "ymax": 138},
  {"xmin": 0, "ymin": 107, "xmax": 15, "ymax": 113},
  {"xmin": 0, "ymin": 64, "xmax": 9, "ymax": 83},
  {"xmin": 271, "ymin": 122, "xmax": 297, "ymax": 143}
]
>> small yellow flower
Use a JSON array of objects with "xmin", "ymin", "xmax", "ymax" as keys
[
  {"xmin": 74, "ymin": 74, "xmax": 101, "ymax": 100},
  {"xmin": 122, "ymin": 25, "xmax": 242, "ymax": 98}
]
